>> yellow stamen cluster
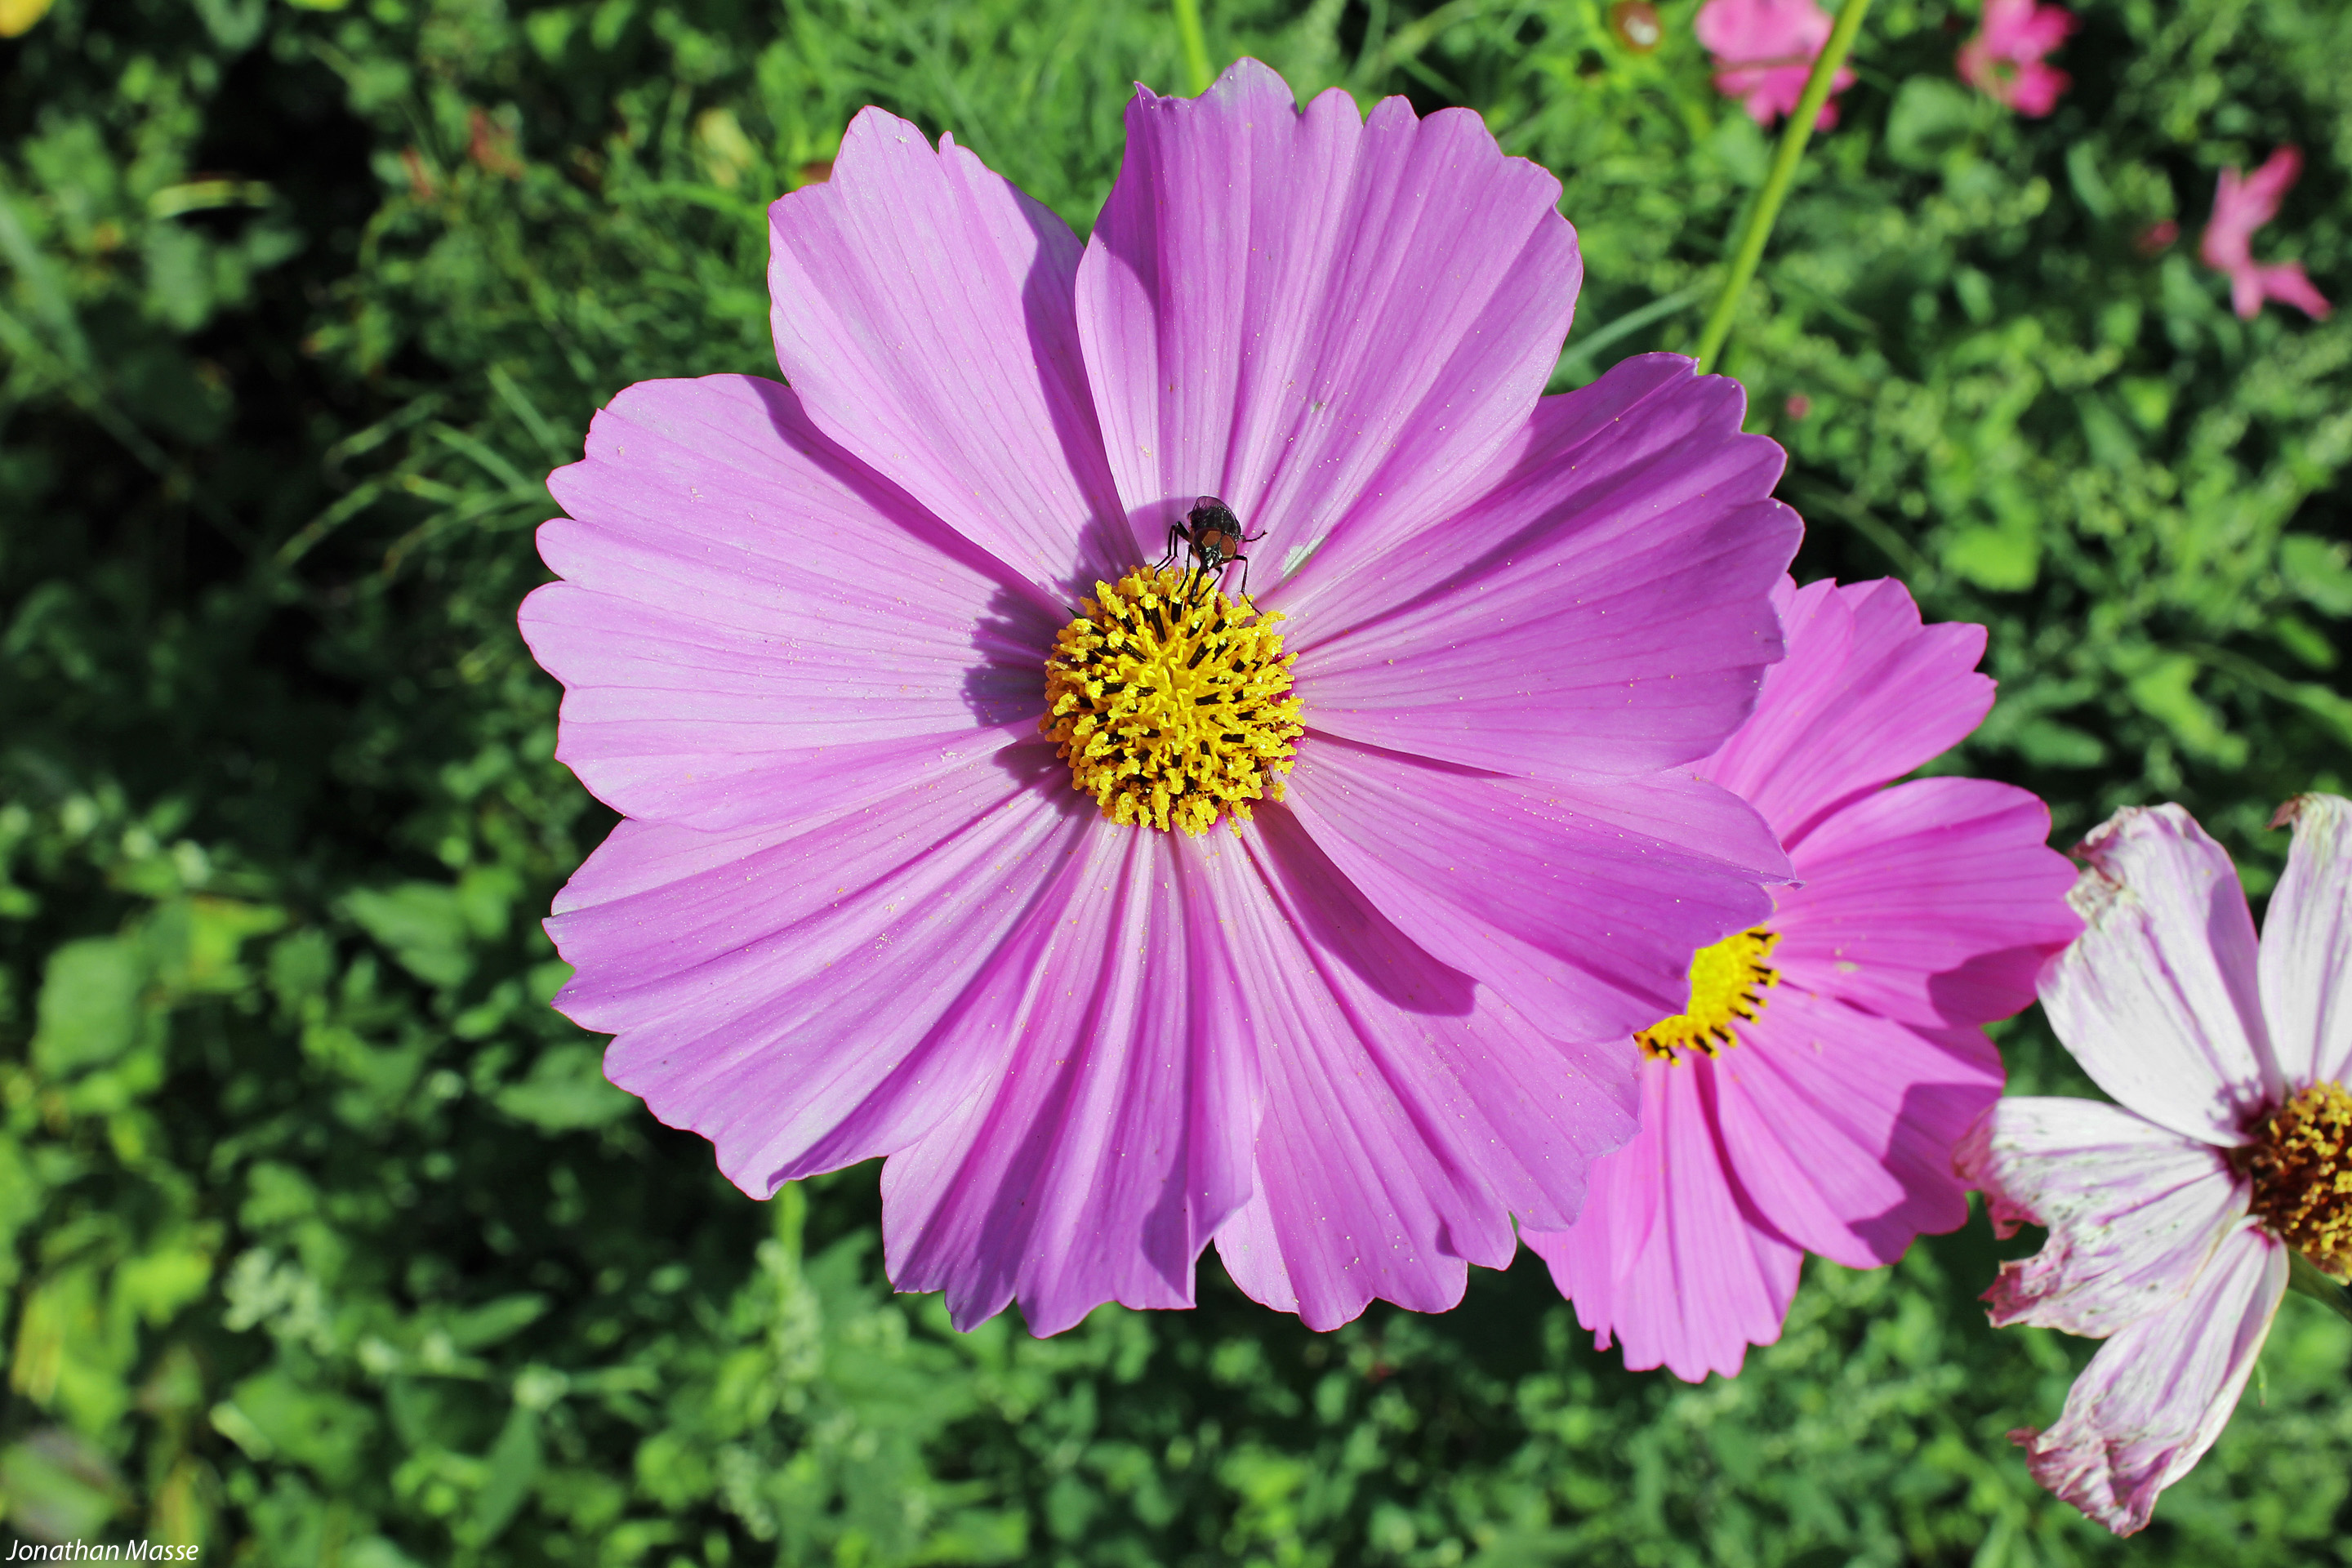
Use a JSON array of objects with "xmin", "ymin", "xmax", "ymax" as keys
[
  {"xmin": 2243, "ymin": 1081, "xmax": 2352, "ymax": 1281},
  {"xmin": 1636, "ymin": 929, "xmax": 1782, "ymax": 1063},
  {"xmin": 1041, "ymin": 567, "xmax": 1303, "ymax": 836}
]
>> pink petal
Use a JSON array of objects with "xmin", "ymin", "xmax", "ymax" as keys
[
  {"xmin": 1522, "ymin": 1060, "xmax": 1803, "ymax": 1382},
  {"xmin": 2254, "ymin": 261, "xmax": 2332, "ymax": 319},
  {"xmin": 2001, "ymin": 61, "xmax": 2072, "ymax": 118},
  {"xmin": 1695, "ymin": 0, "xmax": 1829, "ymax": 64},
  {"xmin": 2238, "ymin": 147, "xmax": 2304, "ymax": 218},
  {"xmin": 2040, "ymin": 805, "xmax": 2278, "ymax": 1143},
  {"xmin": 878, "ymin": 823, "xmax": 1260, "ymax": 1336},
  {"xmin": 1955, "ymin": 1096, "xmax": 2243, "ymax": 1337},
  {"xmin": 2229, "ymin": 265, "xmax": 2267, "ymax": 320},
  {"xmin": 1717, "ymin": 64, "xmax": 1854, "ymax": 130},
  {"xmin": 2260, "ymin": 792, "xmax": 2352, "ymax": 1085},
  {"xmin": 521, "ymin": 376, "xmax": 1050, "ymax": 831},
  {"xmin": 1078, "ymin": 59, "xmax": 1580, "ymax": 599},
  {"xmin": 1695, "ymin": 0, "xmax": 1855, "ymax": 135},
  {"xmin": 1961, "ymin": 0, "xmax": 2077, "ymax": 114},
  {"xmin": 1995, "ymin": 1, "xmax": 2076, "ymax": 54},
  {"xmin": 1772, "ymin": 776, "xmax": 2081, "ymax": 1030},
  {"xmin": 550, "ymin": 754, "xmax": 1095, "ymax": 1197},
  {"xmin": 766, "ymin": 108, "xmax": 1126, "ymax": 597},
  {"xmin": 2014, "ymin": 1225, "xmax": 2286, "ymax": 1536},
  {"xmin": 2202, "ymin": 150, "xmax": 2301, "ymax": 276},
  {"xmin": 2200, "ymin": 170, "xmax": 2254, "ymax": 270},
  {"xmin": 1208, "ymin": 808, "xmax": 1642, "ymax": 1330},
  {"xmin": 1296, "ymin": 357, "xmax": 1801, "ymax": 778},
  {"xmin": 1701, "ymin": 577, "xmax": 1993, "ymax": 846},
  {"xmin": 1712, "ymin": 990, "xmax": 2002, "ymax": 1267},
  {"xmin": 1281, "ymin": 737, "xmax": 1788, "ymax": 1042}
]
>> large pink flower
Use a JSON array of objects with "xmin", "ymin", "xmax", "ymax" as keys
[
  {"xmin": 1695, "ymin": 0, "xmax": 1855, "ymax": 129},
  {"xmin": 2199, "ymin": 148, "xmax": 2332, "ymax": 321},
  {"xmin": 1958, "ymin": 0, "xmax": 2076, "ymax": 118},
  {"xmin": 518, "ymin": 60, "xmax": 1802, "ymax": 1336},
  {"xmin": 1522, "ymin": 577, "xmax": 2080, "ymax": 1380},
  {"xmin": 1958, "ymin": 796, "xmax": 2352, "ymax": 1535}
]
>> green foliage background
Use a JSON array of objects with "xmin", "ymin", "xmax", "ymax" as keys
[{"xmin": 2, "ymin": 0, "xmax": 2350, "ymax": 1561}]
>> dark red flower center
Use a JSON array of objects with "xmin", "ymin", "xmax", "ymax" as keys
[{"xmin": 2243, "ymin": 1082, "xmax": 2352, "ymax": 1281}]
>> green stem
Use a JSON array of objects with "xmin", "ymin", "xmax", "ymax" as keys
[
  {"xmin": 1172, "ymin": 0, "xmax": 1214, "ymax": 96},
  {"xmin": 2286, "ymin": 1247, "xmax": 2352, "ymax": 1327},
  {"xmin": 1689, "ymin": 0, "xmax": 1874, "ymax": 375}
]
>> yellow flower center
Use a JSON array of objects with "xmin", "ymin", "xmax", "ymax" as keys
[
  {"xmin": 1040, "ymin": 566, "xmax": 1303, "ymax": 837},
  {"xmin": 1636, "ymin": 928, "xmax": 1781, "ymax": 1063},
  {"xmin": 2243, "ymin": 1082, "xmax": 2352, "ymax": 1281}
]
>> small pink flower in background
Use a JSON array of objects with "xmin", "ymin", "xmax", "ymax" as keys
[
  {"xmin": 2136, "ymin": 219, "xmax": 2180, "ymax": 256},
  {"xmin": 1958, "ymin": 0, "xmax": 2076, "ymax": 118},
  {"xmin": 2199, "ymin": 148, "xmax": 2332, "ymax": 320},
  {"xmin": 1521, "ymin": 577, "xmax": 2080, "ymax": 1380},
  {"xmin": 1696, "ymin": 0, "xmax": 1855, "ymax": 129},
  {"xmin": 1958, "ymin": 795, "xmax": 2352, "ymax": 1535},
  {"xmin": 520, "ymin": 60, "xmax": 1804, "ymax": 1339}
]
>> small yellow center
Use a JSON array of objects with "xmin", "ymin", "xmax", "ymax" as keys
[
  {"xmin": 1040, "ymin": 567, "xmax": 1303, "ymax": 836},
  {"xmin": 2243, "ymin": 1082, "xmax": 2352, "ymax": 1281},
  {"xmin": 1636, "ymin": 928, "xmax": 1781, "ymax": 1062}
]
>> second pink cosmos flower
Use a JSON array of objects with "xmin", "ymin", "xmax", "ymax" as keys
[
  {"xmin": 519, "ymin": 60, "xmax": 1802, "ymax": 1335},
  {"xmin": 1524, "ymin": 576, "xmax": 2082, "ymax": 1379}
]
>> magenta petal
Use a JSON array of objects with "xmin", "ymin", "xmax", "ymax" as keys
[
  {"xmin": 521, "ymin": 376, "xmax": 1051, "ymax": 831},
  {"xmin": 1524, "ymin": 1060, "xmax": 1803, "ymax": 1382},
  {"xmin": 1711, "ymin": 991, "xmax": 2001, "ymax": 1267},
  {"xmin": 1954, "ymin": 1096, "xmax": 2243, "ymax": 1337},
  {"xmin": 2015, "ymin": 1226, "xmax": 2286, "ymax": 1536},
  {"xmin": 2261, "ymin": 793, "xmax": 2352, "ymax": 1085},
  {"xmin": 2042, "ymin": 806, "xmax": 2278, "ymax": 1143},
  {"xmin": 2252, "ymin": 261, "xmax": 2331, "ymax": 318},
  {"xmin": 1518, "ymin": 1114, "xmax": 1657, "ymax": 1358},
  {"xmin": 767, "ymin": 108, "xmax": 1125, "ymax": 595},
  {"xmin": 1282, "ymin": 737, "xmax": 1788, "ymax": 1040},
  {"xmin": 1211, "ymin": 1190, "xmax": 1305, "ymax": 1319},
  {"xmin": 1702, "ymin": 577, "xmax": 1993, "ymax": 844},
  {"xmin": 1208, "ymin": 807, "xmax": 1641, "ymax": 1330},
  {"xmin": 552, "ymin": 757, "xmax": 1094, "ymax": 1196},
  {"xmin": 1078, "ymin": 59, "xmax": 1579, "ymax": 586},
  {"xmin": 878, "ymin": 825, "xmax": 1260, "ymax": 1336},
  {"xmin": 1297, "ymin": 358, "xmax": 1800, "ymax": 777},
  {"xmin": 1773, "ymin": 777, "xmax": 2081, "ymax": 1029},
  {"xmin": 2201, "ymin": 149, "xmax": 2298, "ymax": 273}
]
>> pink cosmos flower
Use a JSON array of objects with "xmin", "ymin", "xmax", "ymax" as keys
[
  {"xmin": 1958, "ymin": 797, "xmax": 2352, "ymax": 1535},
  {"xmin": 1957, "ymin": 0, "xmax": 2076, "ymax": 118},
  {"xmin": 518, "ymin": 60, "xmax": 1803, "ymax": 1337},
  {"xmin": 2199, "ymin": 148, "xmax": 2332, "ymax": 321},
  {"xmin": 1522, "ymin": 577, "xmax": 2081, "ymax": 1380},
  {"xmin": 1695, "ymin": 0, "xmax": 1855, "ymax": 129}
]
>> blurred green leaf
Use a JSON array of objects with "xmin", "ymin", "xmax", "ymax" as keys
[
  {"xmin": 491, "ymin": 1042, "xmax": 633, "ymax": 1132},
  {"xmin": 29, "ymin": 937, "xmax": 145, "ymax": 1078},
  {"xmin": 0, "ymin": 1429, "xmax": 122, "ymax": 1542},
  {"xmin": 1885, "ymin": 76, "xmax": 1980, "ymax": 171},
  {"xmin": 340, "ymin": 883, "xmax": 474, "ymax": 988}
]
